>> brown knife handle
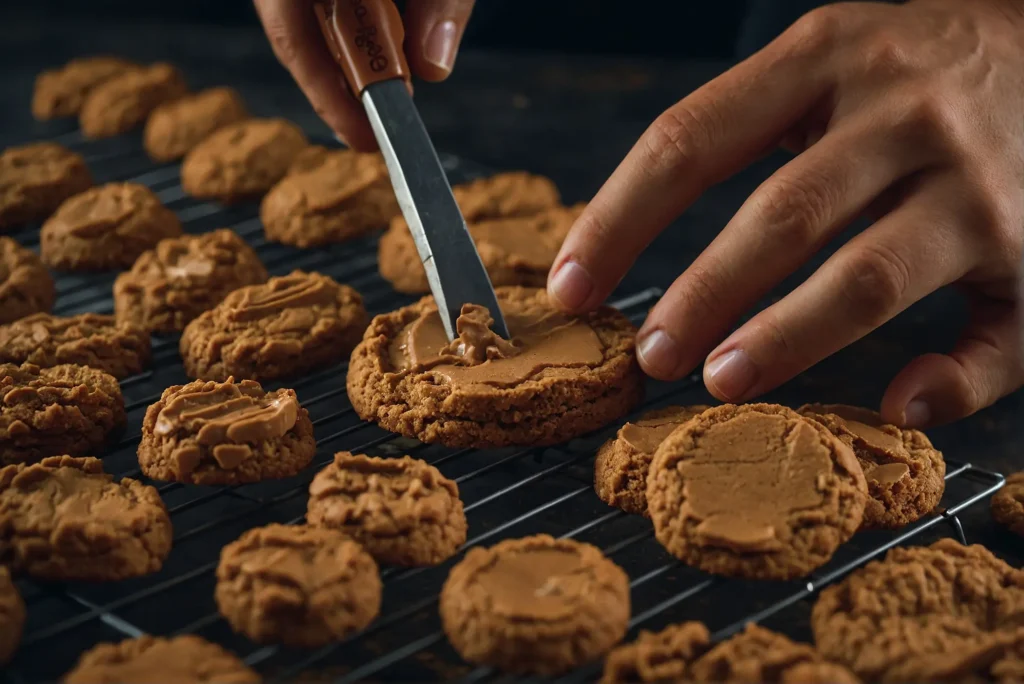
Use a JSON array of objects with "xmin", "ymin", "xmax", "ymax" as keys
[{"xmin": 314, "ymin": 0, "xmax": 410, "ymax": 96}]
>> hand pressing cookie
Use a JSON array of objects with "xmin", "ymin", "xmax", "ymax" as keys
[
  {"xmin": 41, "ymin": 182, "xmax": 183, "ymax": 271},
  {"xmin": 138, "ymin": 377, "xmax": 314, "ymax": 485},
  {"xmin": 307, "ymin": 452, "xmax": 467, "ymax": 566},
  {"xmin": 63, "ymin": 635, "xmax": 259, "ymax": 684},
  {"xmin": 114, "ymin": 229, "xmax": 268, "ymax": 333},
  {"xmin": 32, "ymin": 56, "xmax": 138, "ymax": 120},
  {"xmin": 215, "ymin": 524, "xmax": 381, "ymax": 648},
  {"xmin": 143, "ymin": 87, "xmax": 248, "ymax": 162},
  {"xmin": 0, "ymin": 567, "xmax": 24, "ymax": 665},
  {"xmin": 0, "ymin": 237, "xmax": 54, "ymax": 324},
  {"xmin": 440, "ymin": 534, "xmax": 630, "ymax": 676},
  {"xmin": 992, "ymin": 472, "xmax": 1024, "ymax": 537},
  {"xmin": 79, "ymin": 63, "xmax": 188, "ymax": 139},
  {"xmin": 0, "ymin": 143, "xmax": 92, "ymax": 230}
]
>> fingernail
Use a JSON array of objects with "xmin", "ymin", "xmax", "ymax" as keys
[
  {"xmin": 548, "ymin": 260, "xmax": 593, "ymax": 311},
  {"xmin": 704, "ymin": 349, "xmax": 758, "ymax": 401},
  {"xmin": 424, "ymin": 20, "xmax": 459, "ymax": 74},
  {"xmin": 637, "ymin": 329, "xmax": 681, "ymax": 378},
  {"xmin": 903, "ymin": 399, "xmax": 931, "ymax": 428}
]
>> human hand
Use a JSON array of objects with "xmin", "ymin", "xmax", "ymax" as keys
[{"xmin": 253, "ymin": 0, "xmax": 474, "ymax": 150}]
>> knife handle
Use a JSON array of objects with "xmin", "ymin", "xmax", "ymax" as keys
[{"xmin": 314, "ymin": 0, "xmax": 411, "ymax": 96}]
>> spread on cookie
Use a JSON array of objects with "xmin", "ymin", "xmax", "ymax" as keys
[
  {"xmin": 227, "ymin": 271, "xmax": 336, "ymax": 323},
  {"xmin": 475, "ymin": 545, "xmax": 594, "ymax": 619},
  {"xmin": 620, "ymin": 406, "xmax": 707, "ymax": 454}
]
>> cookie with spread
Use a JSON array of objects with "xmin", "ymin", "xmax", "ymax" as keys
[
  {"xmin": 215, "ymin": 523, "xmax": 381, "ymax": 648},
  {"xmin": 79, "ymin": 63, "xmax": 188, "ymax": 139},
  {"xmin": 0, "ymin": 313, "xmax": 150, "ymax": 379},
  {"xmin": 992, "ymin": 472, "xmax": 1024, "ymax": 537},
  {"xmin": 646, "ymin": 403, "xmax": 867, "ymax": 580},
  {"xmin": 307, "ymin": 452, "xmax": 467, "ymax": 566},
  {"xmin": 800, "ymin": 403, "xmax": 945, "ymax": 529},
  {"xmin": 0, "ymin": 566, "xmax": 24, "ymax": 665},
  {"xmin": 0, "ymin": 237, "xmax": 54, "ymax": 324},
  {"xmin": 440, "ymin": 534, "xmax": 630, "ymax": 676},
  {"xmin": 114, "ymin": 229, "xmax": 268, "ymax": 333},
  {"xmin": 181, "ymin": 118, "xmax": 308, "ymax": 203},
  {"xmin": 348, "ymin": 287, "xmax": 643, "ymax": 448},
  {"xmin": 63, "ymin": 635, "xmax": 260, "ymax": 684},
  {"xmin": 0, "ymin": 143, "xmax": 93, "ymax": 229},
  {"xmin": 0, "ymin": 363, "xmax": 124, "ymax": 466},
  {"xmin": 595, "ymin": 405, "xmax": 710, "ymax": 516},
  {"xmin": 180, "ymin": 270, "xmax": 367, "ymax": 381},
  {"xmin": 41, "ymin": 182, "xmax": 183, "ymax": 271},
  {"xmin": 0, "ymin": 456, "xmax": 171, "ymax": 581},
  {"xmin": 450, "ymin": 171, "xmax": 562, "ymax": 221},
  {"xmin": 32, "ymin": 56, "xmax": 138, "ymax": 120},
  {"xmin": 261, "ymin": 146, "xmax": 399, "ymax": 248},
  {"xmin": 143, "ymin": 87, "xmax": 248, "ymax": 162}
]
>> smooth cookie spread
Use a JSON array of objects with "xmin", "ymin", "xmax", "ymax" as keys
[
  {"xmin": 226, "ymin": 271, "xmax": 337, "ymax": 326},
  {"xmin": 621, "ymin": 406, "xmax": 708, "ymax": 454},
  {"xmin": 475, "ymin": 546, "xmax": 594, "ymax": 620}
]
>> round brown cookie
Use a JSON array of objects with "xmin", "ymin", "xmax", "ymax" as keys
[
  {"xmin": 348, "ymin": 287, "xmax": 643, "ymax": 448},
  {"xmin": 601, "ymin": 621, "xmax": 712, "ymax": 684},
  {"xmin": 800, "ymin": 403, "xmax": 945, "ymax": 529},
  {"xmin": 449, "ymin": 171, "xmax": 562, "ymax": 222},
  {"xmin": 32, "ymin": 56, "xmax": 139, "ymax": 120},
  {"xmin": 440, "ymin": 534, "xmax": 630, "ymax": 676},
  {"xmin": 646, "ymin": 403, "xmax": 868, "ymax": 580},
  {"xmin": 40, "ymin": 182, "xmax": 183, "ymax": 271},
  {"xmin": 0, "ymin": 456, "xmax": 171, "ymax": 581},
  {"xmin": 143, "ymin": 87, "xmax": 248, "ymax": 162},
  {"xmin": 0, "ymin": 237, "xmax": 54, "ymax": 324},
  {"xmin": 0, "ymin": 363, "xmax": 125, "ymax": 466},
  {"xmin": 114, "ymin": 228, "xmax": 268, "ymax": 333},
  {"xmin": 216, "ymin": 523, "xmax": 381, "ymax": 648},
  {"xmin": 63, "ymin": 635, "xmax": 260, "ymax": 684},
  {"xmin": 0, "ymin": 143, "xmax": 93, "ymax": 229},
  {"xmin": 180, "ymin": 270, "xmax": 367, "ymax": 381},
  {"xmin": 79, "ymin": 63, "xmax": 188, "ymax": 139},
  {"xmin": 138, "ymin": 377, "xmax": 315, "ymax": 485},
  {"xmin": 0, "ymin": 566, "xmax": 24, "ymax": 665},
  {"xmin": 992, "ymin": 471, "xmax": 1024, "ymax": 537},
  {"xmin": 595, "ymin": 404, "xmax": 710, "ymax": 517},
  {"xmin": 261, "ymin": 146, "xmax": 399, "ymax": 248},
  {"xmin": 0, "ymin": 313, "xmax": 150, "ymax": 379},
  {"xmin": 181, "ymin": 118, "xmax": 309, "ymax": 203},
  {"xmin": 307, "ymin": 452, "xmax": 467, "ymax": 566}
]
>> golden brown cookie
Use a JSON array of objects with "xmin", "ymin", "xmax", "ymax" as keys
[
  {"xmin": 215, "ymin": 523, "xmax": 382, "ymax": 648},
  {"xmin": 800, "ymin": 404, "xmax": 945, "ymax": 529},
  {"xmin": 449, "ymin": 171, "xmax": 561, "ymax": 221},
  {"xmin": 114, "ymin": 228, "xmax": 268, "ymax": 333},
  {"xmin": 32, "ymin": 56, "xmax": 138, "ymax": 120},
  {"xmin": 63, "ymin": 635, "xmax": 260, "ymax": 684},
  {"xmin": 0, "ymin": 237, "xmax": 54, "ymax": 324},
  {"xmin": 594, "ymin": 405, "xmax": 710, "ymax": 516},
  {"xmin": 307, "ymin": 452, "xmax": 467, "ymax": 566},
  {"xmin": 180, "ymin": 270, "xmax": 367, "ymax": 381},
  {"xmin": 143, "ymin": 87, "xmax": 248, "ymax": 162},
  {"xmin": 261, "ymin": 146, "xmax": 399, "ymax": 248},
  {"xmin": 440, "ymin": 534, "xmax": 630, "ymax": 676},
  {"xmin": 79, "ymin": 63, "xmax": 188, "ymax": 139},
  {"xmin": 138, "ymin": 377, "xmax": 315, "ymax": 485},
  {"xmin": 40, "ymin": 182, "xmax": 183, "ymax": 271},
  {"xmin": 0, "ymin": 143, "xmax": 93, "ymax": 230},
  {"xmin": 992, "ymin": 472, "xmax": 1024, "ymax": 537},
  {"xmin": 181, "ymin": 118, "xmax": 308, "ymax": 203},
  {"xmin": 0, "ymin": 456, "xmax": 171, "ymax": 581},
  {"xmin": 0, "ymin": 566, "xmax": 24, "ymax": 665},
  {"xmin": 646, "ymin": 403, "xmax": 868, "ymax": 580}
]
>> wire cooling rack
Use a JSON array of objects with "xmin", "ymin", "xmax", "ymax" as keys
[{"xmin": 1, "ymin": 129, "xmax": 1007, "ymax": 683}]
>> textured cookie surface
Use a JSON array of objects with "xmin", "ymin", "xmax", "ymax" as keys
[
  {"xmin": 143, "ymin": 87, "xmax": 248, "ymax": 162},
  {"xmin": 0, "ymin": 456, "xmax": 171, "ymax": 581},
  {"xmin": 307, "ymin": 452, "xmax": 467, "ymax": 566},
  {"xmin": 63, "ymin": 635, "xmax": 260, "ymax": 684},
  {"xmin": 0, "ymin": 143, "xmax": 93, "ymax": 229},
  {"xmin": 992, "ymin": 471, "xmax": 1024, "ymax": 537},
  {"xmin": 646, "ymin": 403, "xmax": 867, "ymax": 580},
  {"xmin": 215, "ymin": 523, "xmax": 381, "ymax": 648},
  {"xmin": 449, "ymin": 172, "xmax": 561, "ymax": 221},
  {"xmin": 0, "ymin": 237, "xmax": 54, "ymax": 324},
  {"xmin": 79, "ymin": 63, "xmax": 188, "ymax": 139},
  {"xmin": 0, "ymin": 566, "xmax": 24, "ymax": 665},
  {"xmin": 440, "ymin": 534, "xmax": 630, "ymax": 676},
  {"xmin": 114, "ymin": 228, "xmax": 268, "ymax": 333},
  {"xmin": 32, "ymin": 56, "xmax": 138, "ymax": 120},
  {"xmin": 138, "ymin": 377, "xmax": 315, "ymax": 485}
]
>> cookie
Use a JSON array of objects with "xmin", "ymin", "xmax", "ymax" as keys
[
  {"xmin": 0, "ymin": 237, "xmax": 54, "ymax": 324},
  {"xmin": 449, "ymin": 171, "xmax": 562, "ymax": 222},
  {"xmin": 181, "ymin": 118, "xmax": 309, "ymax": 203},
  {"xmin": 0, "ymin": 566, "xmax": 24, "ymax": 665},
  {"xmin": 992, "ymin": 471, "xmax": 1024, "ymax": 537},
  {"xmin": 811, "ymin": 539, "xmax": 1024, "ymax": 682},
  {"xmin": 440, "ymin": 534, "xmax": 630, "ymax": 676},
  {"xmin": 32, "ymin": 56, "xmax": 138, "ymax": 120},
  {"xmin": 143, "ymin": 87, "xmax": 248, "ymax": 162},
  {"xmin": 307, "ymin": 452, "xmax": 467, "ymax": 566},
  {"xmin": 79, "ymin": 63, "xmax": 188, "ymax": 139},
  {"xmin": 261, "ymin": 146, "xmax": 399, "ymax": 248},
  {"xmin": 0, "ymin": 143, "xmax": 93, "ymax": 229},
  {"xmin": 180, "ymin": 270, "xmax": 367, "ymax": 381},
  {"xmin": 0, "ymin": 363, "xmax": 125, "ymax": 466},
  {"xmin": 0, "ymin": 313, "xmax": 150, "ymax": 379},
  {"xmin": 63, "ymin": 635, "xmax": 260, "ymax": 684},
  {"xmin": 0, "ymin": 456, "xmax": 171, "ymax": 581},
  {"xmin": 594, "ymin": 404, "xmax": 710, "ymax": 516},
  {"xmin": 646, "ymin": 403, "xmax": 867, "ymax": 580},
  {"xmin": 114, "ymin": 228, "xmax": 268, "ymax": 333},
  {"xmin": 800, "ymin": 403, "xmax": 945, "ymax": 529},
  {"xmin": 40, "ymin": 182, "xmax": 183, "ymax": 271},
  {"xmin": 216, "ymin": 523, "xmax": 381, "ymax": 648},
  {"xmin": 348, "ymin": 287, "xmax": 643, "ymax": 448}
]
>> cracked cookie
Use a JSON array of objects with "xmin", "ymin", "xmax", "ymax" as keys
[
  {"xmin": 79, "ymin": 63, "xmax": 188, "ymax": 139},
  {"xmin": 0, "ymin": 237, "xmax": 54, "ymax": 324},
  {"xmin": 215, "ymin": 523, "xmax": 381, "ymax": 648},
  {"xmin": 307, "ymin": 452, "xmax": 467, "ymax": 566},
  {"xmin": 114, "ymin": 228, "xmax": 268, "ymax": 333},
  {"xmin": 63, "ymin": 635, "xmax": 260, "ymax": 684},
  {"xmin": 143, "ymin": 87, "xmax": 248, "ymax": 162},
  {"xmin": 992, "ymin": 471, "xmax": 1024, "ymax": 537},
  {"xmin": 0, "ymin": 566, "xmax": 23, "ymax": 665},
  {"xmin": 32, "ymin": 56, "xmax": 138, "ymax": 120},
  {"xmin": 0, "ymin": 142, "xmax": 93, "ymax": 230}
]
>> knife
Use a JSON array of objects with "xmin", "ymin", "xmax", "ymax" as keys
[{"xmin": 313, "ymin": 0, "xmax": 509, "ymax": 342}]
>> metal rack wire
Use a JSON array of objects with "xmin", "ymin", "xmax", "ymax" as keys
[{"xmin": 1, "ymin": 131, "xmax": 1007, "ymax": 683}]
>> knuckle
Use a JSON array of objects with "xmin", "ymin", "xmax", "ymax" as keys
[
  {"xmin": 782, "ymin": 5, "xmax": 849, "ymax": 57},
  {"xmin": 265, "ymin": 21, "xmax": 301, "ymax": 66},
  {"xmin": 753, "ymin": 174, "xmax": 836, "ymax": 246},
  {"xmin": 859, "ymin": 31, "xmax": 912, "ymax": 77},
  {"xmin": 679, "ymin": 262, "xmax": 727, "ymax": 319},
  {"xmin": 963, "ymin": 182, "xmax": 1024, "ymax": 258},
  {"xmin": 641, "ymin": 103, "xmax": 717, "ymax": 178},
  {"xmin": 890, "ymin": 89, "xmax": 961, "ymax": 148},
  {"xmin": 838, "ymin": 243, "xmax": 912, "ymax": 326}
]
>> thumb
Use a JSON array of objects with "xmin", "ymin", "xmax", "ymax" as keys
[{"xmin": 404, "ymin": 0, "xmax": 476, "ymax": 81}]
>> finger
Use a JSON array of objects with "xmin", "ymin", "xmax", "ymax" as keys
[
  {"xmin": 404, "ymin": 0, "xmax": 475, "ymax": 81},
  {"xmin": 254, "ymin": 0, "xmax": 377, "ymax": 150}
]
